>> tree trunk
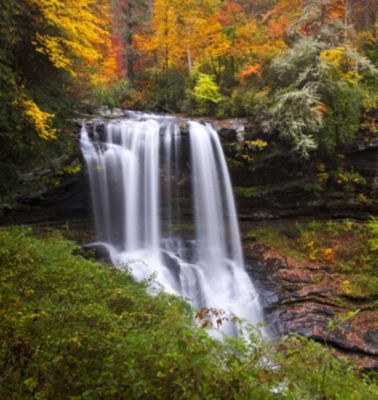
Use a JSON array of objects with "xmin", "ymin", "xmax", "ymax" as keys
[
  {"xmin": 148, "ymin": 0, "xmax": 153, "ymax": 20},
  {"xmin": 345, "ymin": 0, "xmax": 353, "ymax": 43},
  {"xmin": 164, "ymin": 46, "xmax": 169, "ymax": 108},
  {"xmin": 246, "ymin": 1, "xmax": 254, "ymax": 17},
  {"xmin": 364, "ymin": 0, "xmax": 370, "ymax": 28},
  {"xmin": 187, "ymin": 46, "xmax": 193, "ymax": 75},
  {"xmin": 126, "ymin": 1, "xmax": 135, "ymax": 82},
  {"xmin": 126, "ymin": 39, "xmax": 135, "ymax": 82}
]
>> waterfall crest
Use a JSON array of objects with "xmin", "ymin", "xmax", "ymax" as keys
[{"xmin": 81, "ymin": 114, "xmax": 263, "ymax": 332}]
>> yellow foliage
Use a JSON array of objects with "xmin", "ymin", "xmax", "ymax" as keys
[
  {"xmin": 320, "ymin": 47, "xmax": 345, "ymax": 65},
  {"xmin": 136, "ymin": 0, "xmax": 185, "ymax": 66},
  {"xmin": 316, "ymin": 163, "xmax": 329, "ymax": 185},
  {"xmin": 28, "ymin": 0, "xmax": 110, "ymax": 76},
  {"xmin": 356, "ymin": 31, "xmax": 376, "ymax": 46},
  {"xmin": 322, "ymin": 247, "xmax": 337, "ymax": 263},
  {"xmin": 34, "ymin": 35, "xmax": 76, "ymax": 73},
  {"xmin": 336, "ymin": 173, "xmax": 348, "ymax": 185},
  {"xmin": 320, "ymin": 46, "xmax": 364, "ymax": 84},
  {"xmin": 23, "ymin": 99, "xmax": 57, "ymax": 140},
  {"xmin": 245, "ymin": 139, "xmax": 268, "ymax": 151},
  {"xmin": 343, "ymin": 70, "xmax": 362, "ymax": 84},
  {"xmin": 136, "ymin": 0, "xmax": 302, "ymax": 77},
  {"xmin": 136, "ymin": 0, "xmax": 229, "ymax": 69}
]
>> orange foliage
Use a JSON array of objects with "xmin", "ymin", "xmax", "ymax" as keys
[
  {"xmin": 132, "ymin": 0, "xmax": 305, "ymax": 78},
  {"xmin": 91, "ymin": 43, "xmax": 120, "ymax": 86},
  {"xmin": 216, "ymin": 0, "xmax": 244, "ymax": 26},
  {"xmin": 328, "ymin": 0, "xmax": 346, "ymax": 20},
  {"xmin": 239, "ymin": 0, "xmax": 300, "ymax": 69},
  {"xmin": 298, "ymin": 0, "xmax": 348, "ymax": 37},
  {"xmin": 135, "ymin": 0, "xmax": 231, "ymax": 71},
  {"xmin": 314, "ymin": 102, "xmax": 329, "ymax": 113},
  {"xmin": 239, "ymin": 64, "xmax": 261, "ymax": 84}
]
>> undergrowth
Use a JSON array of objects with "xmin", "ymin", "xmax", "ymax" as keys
[{"xmin": 0, "ymin": 226, "xmax": 377, "ymax": 399}]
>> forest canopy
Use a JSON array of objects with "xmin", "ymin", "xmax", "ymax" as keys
[{"xmin": 0, "ymin": 0, "xmax": 377, "ymax": 199}]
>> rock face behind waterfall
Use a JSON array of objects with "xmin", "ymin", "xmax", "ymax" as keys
[
  {"xmin": 82, "ymin": 112, "xmax": 378, "ymax": 222},
  {"xmin": 216, "ymin": 113, "xmax": 378, "ymax": 221},
  {"xmin": 4, "ymin": 111, "xmax": 377, "ymax": 224}
]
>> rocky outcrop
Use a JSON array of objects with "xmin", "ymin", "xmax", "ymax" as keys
[
  {"xmin": 226, "ymin": 110, "xmax": 378, "ymax": 220},
  {"xmin": 0, "ymin": 119, "xmax": 91, "ymax": 225},
  {"xmin": 245, "ymin": 242, "xmax": 378, "ymax": 370},
  {"xmin": 1, "ymin": 172, "xmax": 91, "ymax": 226}
]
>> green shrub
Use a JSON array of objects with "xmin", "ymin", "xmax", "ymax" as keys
[
  {"xmin": 91, "ymin": 79, "xmax": 134, "ymax": 109},
  {"xmin": 268, "ymin": 37, "xmax": 378, "ymax": 158},
  {"xmin": 320, "ymin": 82, "xmax": 364, "ymax": 153},
  {"xmin": 277, "ymin": 335, "xmax": 377, "ymax": 400},
  {"xmin": 184, "ymin": 72, "xmax": 223, "ymax": 116}
]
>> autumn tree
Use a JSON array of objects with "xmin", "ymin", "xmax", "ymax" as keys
[
  {"xmin": 0, "ymin": 0, "xmax": 113, "ymax": 198},
  {"xmin": 113, "ymin": 0, "xmax": 150, "ymax": 82},
  {"xmin": 29, "ymin": 0, "xmax": 110, "ymax": 76},
  {"xmin": 268, "ymin": 0, "xmax": 377, "ymax": 157}
]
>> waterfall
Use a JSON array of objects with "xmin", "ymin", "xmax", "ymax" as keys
[{"xmin": 81, "ymin": 113, "xmax": 263, "ymax": 333}]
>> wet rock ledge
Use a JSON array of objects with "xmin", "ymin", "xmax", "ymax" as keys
[{"xmin": 245, "ymin": 242, "xmax": 378, "ymax": 370}]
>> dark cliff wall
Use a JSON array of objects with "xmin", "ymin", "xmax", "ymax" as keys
[
  {"xmin": 218, "ymin": 115, "xmax": 378, "ymax": 221},
  {"xmin": 1, "ymin": 113, "xmax": 377, "ymax": 225}
]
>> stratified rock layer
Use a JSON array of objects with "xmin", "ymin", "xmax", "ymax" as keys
[{"xmin": 246, "ymin": 242, "xmax": 378, "ymax": 370}]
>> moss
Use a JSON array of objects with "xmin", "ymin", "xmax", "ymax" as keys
[
  {"xmin": 248, "ymin": 219, "xmax": 378, "ymax": 298},
  {"xmin": 233, "ymin": 186, "xmax": 263, "ymax": 199},
  {"xmin": 170, "ymin": 222, "xmax": 195, "ymax": 233}
]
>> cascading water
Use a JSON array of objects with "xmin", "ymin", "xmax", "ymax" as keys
[{"xmin": 81, "ymin": 113, "xmax": 263, "ymax": 334}]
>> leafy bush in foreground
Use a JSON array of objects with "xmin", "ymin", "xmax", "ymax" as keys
[{"xmin": 0, "ymin": 227, "xmax": 377, "ymax": 399}]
